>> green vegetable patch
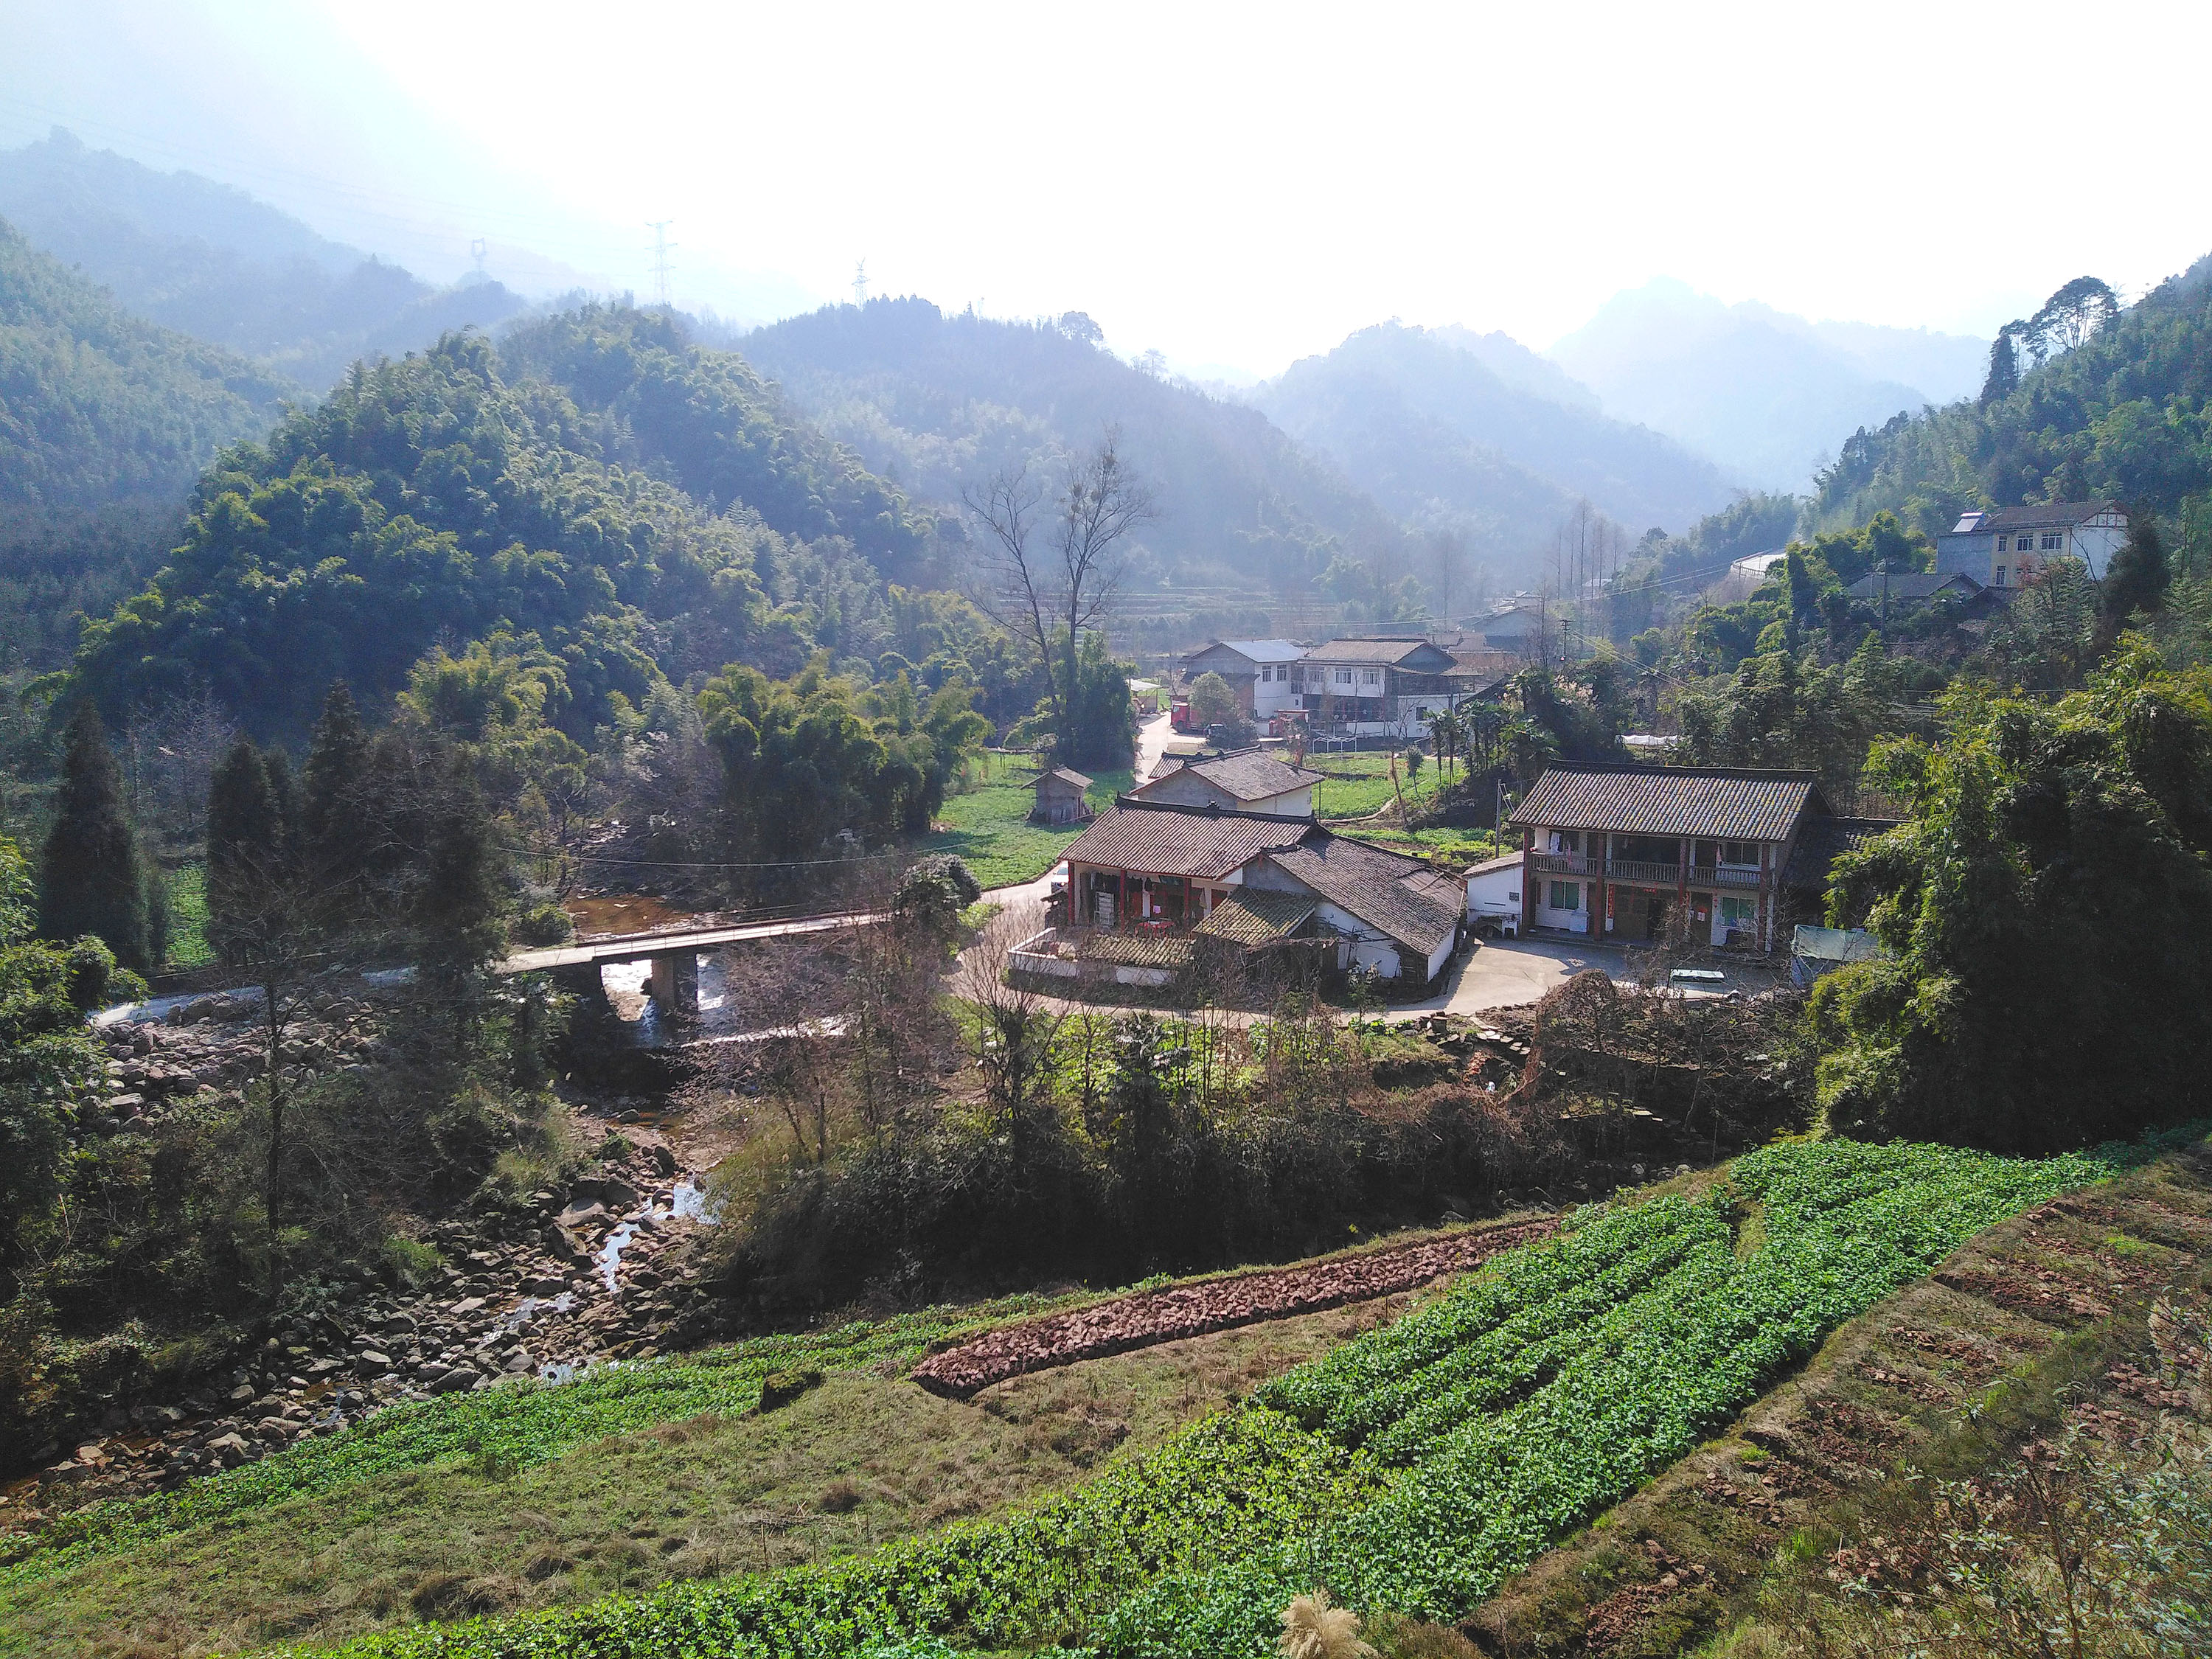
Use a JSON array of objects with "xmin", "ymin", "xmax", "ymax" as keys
[{"xmin": 281, "ymin": 1135, "xmax": 2161, "ymax": 1659}]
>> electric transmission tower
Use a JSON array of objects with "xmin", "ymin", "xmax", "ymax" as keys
[
  {"xmin": 852, "ymin": 259, "xmax": 869, "ymax": 305},
  {"xmin": 469, "ymin": 237, "xmax": 488, "ymax": 282},
  {"xmin": 645, "ymin": 220, "xmax": 676, "ymax": 307}
]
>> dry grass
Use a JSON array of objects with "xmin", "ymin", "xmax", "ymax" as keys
[{"xmin": 11, "ymin": 1293, "xmax": 1427, "ymax": 1659}]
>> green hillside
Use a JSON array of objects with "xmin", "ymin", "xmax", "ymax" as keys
[
  {"xmin": 734, "ymin": 296, "xmax": 1412, "ymax": 601},
  {"xmin": 66, "ymin": 304, "xmax": 942, "ymax": 738},
  {"xmin": 0, "ymin": 215, "xmax": 290, "ymax": 511},
  {"xmin": 1811, "ymin": 253, "xmax": 2212, "ymax": 536}
]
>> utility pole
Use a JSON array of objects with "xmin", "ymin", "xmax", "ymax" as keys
[{"xmin": 646, "ymin": 220, "xmax": 676, "ymax": 308}]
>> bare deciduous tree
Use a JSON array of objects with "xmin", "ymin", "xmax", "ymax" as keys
[{"xmin": 964, "ymin": 430, "xmax": 1156, "ymax": 763}]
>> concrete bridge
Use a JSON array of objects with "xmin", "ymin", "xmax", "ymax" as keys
[{"xmin": 495, "ymin": 911, "xmax": 883, "ymax": 1012}]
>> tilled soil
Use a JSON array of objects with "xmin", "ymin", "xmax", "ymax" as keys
[{"xmin": 909, "ymin": 1217, "xmax": 1557, "ymax": 1397}]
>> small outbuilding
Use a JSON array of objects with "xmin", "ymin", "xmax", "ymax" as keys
[{"xmin": 1030, "ymin": 766, "xmax": 1095, "ymax": 826}]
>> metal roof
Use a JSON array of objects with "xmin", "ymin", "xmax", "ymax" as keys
[
  {"xmin": 1059, "ymin": 804, "xmax": 1312, "ymax": 881},
  {"xmin": 1510, "ymin": 766, "xmax": 1819, "ymax": 843},
  {"xmin": 1131, "ymin": 749, "xmax": 1321, "ymax": 804}
]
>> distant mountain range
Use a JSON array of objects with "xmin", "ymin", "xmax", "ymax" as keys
[
  {"xmin": 0, "ymin": 215, "xmax": 289, "ymax": 509},
  {"xmin": 0, "ymin": 129, "xmax": 523, "ymax": 391},
  {"xmin": 1252, "ymin": 322, "xmax": 1737, "ymax": 560},
  {"xmin": 737, "ymin": 297, "xmax": 1413, "ymax": 599},
  {"xmin": 1548, "ymin": 278, "xmax": 1988, "ymax": 492}
]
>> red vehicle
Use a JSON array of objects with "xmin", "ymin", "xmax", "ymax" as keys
[{"xmin": 1171, "ymin": 697, "xmax": 1195, "ymax": 731}]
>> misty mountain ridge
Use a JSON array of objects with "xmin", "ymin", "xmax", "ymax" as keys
[
  {"xmin": 1548, "ymin": 276, "xmax": 1988, "ymax": 493},
  {"xmin": 0, "ymin": 128, "xmax": 525, "ymax": 392},
  {"xmin": 0, "ymin": 214, "xmax": 291, "ymax": 510},
  {"xmin": 737, "ymin": 295, "xmax": 1413, "ymax": 604},
  {"xmin": 1254, "ymin": 321, "xmax": 1736, "ymax": 565}
]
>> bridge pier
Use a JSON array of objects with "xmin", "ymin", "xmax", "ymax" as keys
[{"xmin": 647, "ymin": 951, "xmax": 698, "ymax": 1016}]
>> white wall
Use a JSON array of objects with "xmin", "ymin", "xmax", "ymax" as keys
[
  {"xmin": 1534, "ymin": 875, "xmax": 1588, "ymax": 933},
  {"xmin": 1465, "ymin": 859, "xmax": 1523, "ymax": 917}
]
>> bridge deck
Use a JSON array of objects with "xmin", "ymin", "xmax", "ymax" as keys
[{"xmin": 495, "ymin": 911, "xmax": 883, "ymax": 975}]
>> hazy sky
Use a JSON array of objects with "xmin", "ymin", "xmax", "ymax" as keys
[{"xmin": 4, "ymin": 0, "xmax": 2208, "ymax": 379}]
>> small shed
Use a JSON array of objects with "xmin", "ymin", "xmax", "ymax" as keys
[{"xmin": 1030, "ymin": 766, "xmax": 1094, "ymax": 826}]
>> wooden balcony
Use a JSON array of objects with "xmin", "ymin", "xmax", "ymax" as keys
[
  {"xmin": 1528, "ymin": 852, "xmax": 1598, "ymax": 876},
  {"xmin": 1604, "ymin": 858, "xmax": 1686, "ymax": 886}
]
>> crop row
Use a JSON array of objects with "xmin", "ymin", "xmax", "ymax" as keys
[{"xmin": 285, "ymin": 1134, "xmax": 2163, "ymax": 1659}]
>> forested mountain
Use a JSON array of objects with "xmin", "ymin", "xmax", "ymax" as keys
[
  {"xmin": 0, "ymin": 129, "xmax": 524, "ymax": 390},
  {"xmin": 0, "ymin": 215, "xmax": 290, "ymax": 509},
  {"xmin": 66, "ymin": 305, "xmax": 950, "ymax": 738},
  {"xmin": 1809, "ymin": 254, "xmax": 2212, "ymax": 539},
  {"xmin": 735, "ymin": 297, "xmax": 1411, "ymax": 596},
  {"xmin": 1253, "ymin": 322, "xmax": 1736, "ymax": 563},
  {"xmin": 1549, "ymin": 278, "xmax": 1986, "ymax": 492}
]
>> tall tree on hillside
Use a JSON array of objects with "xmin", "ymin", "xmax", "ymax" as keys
[
  {"xmin": 300, "ymin": 682, "xmax": 373, "ymax": 881},
  {"xmin": 2025, "ymin": 276, "xmax": 2121, "ymax": 361},
  {"xmin": 206, "ymin": 737, "xmax": 294, "ymax": 963},
  {"xmin": 38, "ymin": 703, "xmax": 160, "ymax": 975},
  {"xmin": 966, "ymin": 430, "xmax": 1155, "ymax": 766},
  {"xmin": 1979, "ymin": 324, "xmax": 2023, "ymax": 406}
]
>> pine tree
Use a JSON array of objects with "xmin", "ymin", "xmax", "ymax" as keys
[
  {"xmin": 206, "ymin": 736, "xmax": 293, "ymax": 964},
  {"xmin": 301, "ymin": 682, "xmax": 370, "ymax": 875},
  {"xmin": 38, "ymin": 703, "xmax": 154, "ymax": 975}
]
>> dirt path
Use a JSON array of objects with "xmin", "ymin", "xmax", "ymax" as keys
[{"xmin": 910, "ymin": 1217, "xmax": 1557, "ymax": 1397}]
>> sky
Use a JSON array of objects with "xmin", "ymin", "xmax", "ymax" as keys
[{"xmin": 3, "ymin": 0, "xmax": 2208, "ymax": 380}]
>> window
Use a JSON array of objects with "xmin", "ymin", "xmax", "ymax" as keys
[
  {"xmin": 1362, "ymin": 669, "xmax": 1380, "ymax": 686},
  {"xmin": 1719, "ymin": 841, "xmax": 1760, "ymax": 867},
  {"xmin": 1335, "ymin": 669, "xmax": 1354, "ymax": 685},
  {"xmin": 1548, "ymin": 880, "xmax": 1582, "ymax": 911},
  {"xmin": 2042, "ymin": 532, "xmax": 2062, "ymax": 551},
  {"xmin": 1995, "ymin": 566, "xmax": 2008, "ymax": 586},
  {"xmin": 1996, "ymin": 535, "xmax": 2009, "ymax": 552},
  {"xmin": 1719, "ymin": 895, "xmax": 1756, "ymax": 925}
]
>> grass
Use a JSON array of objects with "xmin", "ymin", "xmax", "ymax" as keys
[
  {"xmin": 919, "ymin": 751, "xmax": 1133, "ymax": 890},
  {"xmin": 162, "ymin": 860, "xmax": 212, "ymax": 970},
  {"xmin": 1310, "ymin": 753, "xmax": 1455, "ymax": 821},
  {"xmin": 3, "ymin": 1295, "xmax": 1419, "ymax": 1658}
]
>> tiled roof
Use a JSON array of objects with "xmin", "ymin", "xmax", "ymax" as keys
[
  {"xmin": 1132, "ymin": 749, "xmax": 1321, "ymax": 803},
  {"xmin": 1059, "ymin": 804, "xmax": 1312, "ymax": 881},
  {"xmin": 1194, "ymin": 888, "xmax": 1318, "ymax": 946},
  {"xmin": 1208, "ymin": 639, "xmax": 1304, "ymax": 663},
  {"xmin": 1037, "ymin": 766, "xmax": 1093, "ymax": 788},
  {"xmin": 1510, "ymin": 766, "xmax": 1818, "ymax": 843},
  {"xmin": 1844, "ymin": 572, "xmax": 1980, "ymax": 601},
  {"xmin": 1264, "ymin": 835, "xmax": 1461, "ymax": 960},
  {"xmin": 1081, "ymin": 931, "xmax": 1198, "ymax": 969},
  {"xmin": 1782, "ymin": 815, "xmax": 1905, "ymax": 891},
  {"xmin": 1300, "ymin": 636, "xmax": 1451, "ymax": 666},
  {"xmin": 1950, "ymin": 501, "xmax": 2120, "ymax": 533}
]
